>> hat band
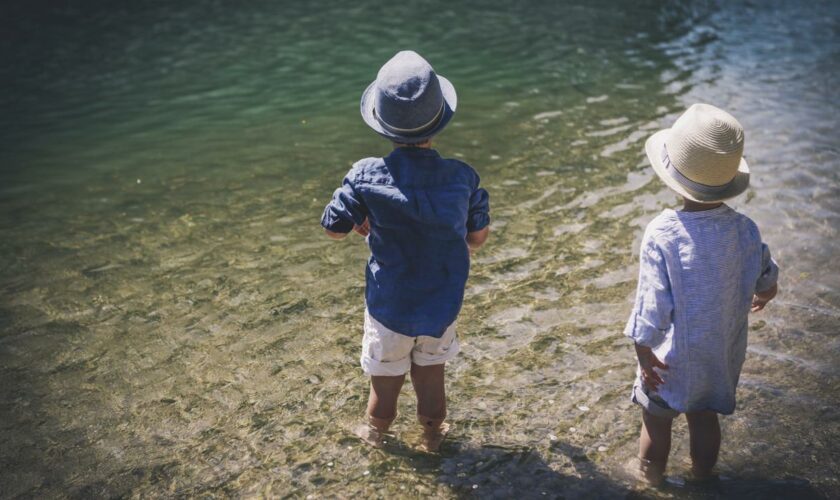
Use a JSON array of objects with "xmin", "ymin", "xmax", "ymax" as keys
[
  {"xmin": 375, "ymin": 101, "xmax": 444, "ymax": 136},
  {"xmin": 662, "ymin": 144, "xmax": 733, "ymax": 196}
]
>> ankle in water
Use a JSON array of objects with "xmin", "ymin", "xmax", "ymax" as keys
[
  {"xmin": 689, "ymin": 464, "xmax": 718, "ymax": 483},
  {"xmin": 638, "ymin": 457, "xmax": 667, "ymax": 487},
  {"xmin": 417, "ymin": 414, "xmax": 449, "ymax": 452},
  {"xmin": 354, "ymin": 414, "xmax": 395, "ymax": 448}
]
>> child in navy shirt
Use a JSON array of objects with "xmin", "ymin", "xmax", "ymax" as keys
[{"xmin": 321, "ymin": 51, "xmax": 490, "ymax": 451}]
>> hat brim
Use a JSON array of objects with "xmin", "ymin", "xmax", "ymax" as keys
[
  {"xmin": 360, "ymin": 75, "xmax": 457, "ymax": 144},
  {"xmin": 645, "ymin": 129, "xmax": 750, "ymax": 203}
]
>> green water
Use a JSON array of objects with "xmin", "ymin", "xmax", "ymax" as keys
[{"xmin": 1, "ymin": 0, "xmax": 838, "ymax": 497}]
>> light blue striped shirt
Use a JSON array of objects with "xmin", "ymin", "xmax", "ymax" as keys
[{"xmin": 624, "ymin": 205, "xmax": 779, "ymax": 414}]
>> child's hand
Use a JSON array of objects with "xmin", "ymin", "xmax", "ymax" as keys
[
  {"xmin": 466, "ymin": 227, "xmax": 489, "ymax": 252},
  {"xmin": 634, "ymin": 343, "xmax": 668, "ymax": 389},
  {"xmin": 751, "ymin": 283, "xmax": 778, "ymax": 312},
  {"xmin": 353, "ymin": 218, "xmax": 370, "ymax": 237}
]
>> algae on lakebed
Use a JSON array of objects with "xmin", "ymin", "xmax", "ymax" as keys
[{"xmin": 1, "ymin": 0, "xmax": 838, "ymax": 497}]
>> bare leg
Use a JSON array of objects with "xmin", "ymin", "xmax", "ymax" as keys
[
  {"xmin": 686, "ymin": 410, "xmax": 720, "ymax": 479},
  {"xmin": 356, "ymin": 374, "xmax": 404, "ymax": 447},
  {"xmin": 638, "ymin": 409, "xmax": 673, "ymax": 485},
  {"xmin": 367, "ymin": 374, "xmax": 405, "ymax": 420},
  {"xmin": 410, "ymin": 363, "xmax": 446, "ymax": 418},
  {"xmin": 410, "ymin": 363, "xmax": 448, "ymax": 451}
]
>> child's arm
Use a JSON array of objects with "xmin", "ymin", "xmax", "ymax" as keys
[
  {"xmin": 320, "ymin": 167, "xmax": 369, "ymax": 240},
  {"xmin": 324, "ymin": 218, "xmax": 370, "ymax": 240},
  {"xmin": 466, "ymin": 227, "xmax": 489, "ymax": 251},
  {"xmin": 752, "ymin": 283, "xmax": 777, "ymax": 312},
  {"xmin": 624, "ymin": 229, "xmax": 674, "ymax": 389},
  {"xmin": 465, "ymin": 171, "xmax": 490, "ymax": 251},
  {"xmin": 325, "ymin": 228, "xmax": 348, "ymax": 240},
  {"xmin": 751, "ymin": 242, "xmax": 779, "ymax": 312},
  {"xmin": 634, "ymin": 343, "xmax": 669, "ymax": 389}
]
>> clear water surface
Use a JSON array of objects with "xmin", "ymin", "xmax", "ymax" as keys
[{"xmin": 1, "ymin": 0, "xmax": 838, "ymax": 497}]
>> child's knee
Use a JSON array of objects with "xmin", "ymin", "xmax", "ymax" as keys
[
  {"xmin": 685, "ymin": 410, "xmax": 719, "ymax": 430},
  {"xmin": 642, "ymin": 408, "xmax": 675, "ymax": 431},
  {"xmin": 686, "ymin": 409, "xmax": 717, "ymax": 419}
]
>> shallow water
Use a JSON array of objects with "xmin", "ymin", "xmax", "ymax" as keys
[{"xmin": 1, "ymin": 0, "xmax": 838, "ymax": 498}]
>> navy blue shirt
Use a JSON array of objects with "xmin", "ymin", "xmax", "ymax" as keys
[{"xmin": 321, "ymin": 147, "xmax": 490, "ymax": 337}]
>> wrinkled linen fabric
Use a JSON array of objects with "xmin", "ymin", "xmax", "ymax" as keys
[
  {"xmin": 322, "ymin": 147, "xmax": 489, "ymax": 337},
  {"xmin": 624, "ymin": 205, "xmax": 778, "ymax": 414}
]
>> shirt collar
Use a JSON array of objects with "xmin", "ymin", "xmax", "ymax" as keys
[
  {"xmin": 667, "ymin": 204, "xmax": 732, "ymax": 218},
  {"xmin": 387, "ymin": 147, "xmax": 441, "ymax": 159}
]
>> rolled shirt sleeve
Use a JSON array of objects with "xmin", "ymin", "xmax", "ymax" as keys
[
  {"xmin": 320, "ymin": 168, "xmax": 368, "ymax": 234},
  {"xmin": 624, "ymin": 233, "xmax": 674, "ymax": 348},
  {"xmin": 466, "ymin": 180, "xmax": 490, "ymax": 233},
  {"xmin": 755, "ymin": 243, "xmax": 779, "ymax": 293}
]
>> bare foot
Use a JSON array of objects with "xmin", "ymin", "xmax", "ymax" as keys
[
  {"xmin": 354, "ymin": 422, "xmax": 385, "ymax": 448},
  {"xmin": 687, "ymin": 466, "xmax": 719, "ymax": 484},
  {"xmin": 420, "ymin": 422, "xmax": 450, "ymax": 453},
  {"xmin": 636, "ymin": 457, "xmax": 666, "ymax": 487}
]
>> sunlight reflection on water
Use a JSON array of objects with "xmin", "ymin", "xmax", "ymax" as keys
[{"xmin": 0, "ymin": 0, "xmax": 838, "ymax": 497}]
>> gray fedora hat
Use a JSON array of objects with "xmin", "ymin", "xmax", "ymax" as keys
[{"xmin": 360, "ymin": 51, "xmax": 457, "ymax": 144}]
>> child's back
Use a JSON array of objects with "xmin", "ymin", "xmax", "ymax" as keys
[
  {"xmin": 320, "ymin": 51, "xmax": 489, "ymax": 452},
  {"xmin": 325, "ymin": 147, "xmax": 488, "ymax": 336},
  {"xmin": 625, "ymin": 103, "xmax": 779, "ymax": 484},
  {"xmin": 632, "ymin": 205, "xmax": 777, "ymax": 414}
]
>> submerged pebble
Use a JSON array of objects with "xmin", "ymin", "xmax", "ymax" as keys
[{"xmin": 0, "ymin": 1, "xmax": 837, "ymax": 499}]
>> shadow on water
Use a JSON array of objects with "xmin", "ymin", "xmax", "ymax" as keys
[
  {"xmin": 647, "ymin": 477, "xmax": 826, "ymax": 500},
  {"xmin": 436, "ymin": 442, "xmax": 624, "ymax": 498},
  {"xmin": 1, "ymin": 0, "xmax": 839, "ymax": 497},
  {"xmin": 0, "ymin": 307, "xmax": 128, "ymax": 498},
  {"xmin": 353, "ymin": 418, "xmax": 827, "ymax": 499},
  {"xmin": 384, "ymin": 439, "xmax": 630, "ymax": 499},
  {"xmin": 436, "ymin": 440, "xmax": 824, "ymax": 500}
]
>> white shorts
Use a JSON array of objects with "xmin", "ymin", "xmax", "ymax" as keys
[{"xmin": 360, "ymin": 310, "xmax": 460, "ymax": 377}]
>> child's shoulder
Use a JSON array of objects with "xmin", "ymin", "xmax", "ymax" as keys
[
  {"xmin": 440, "ymin": 155, "xmax": 481, "ymax": 183},
  {"xmin": 350, "ymin": 156, "xmax": 386, "ymax": 172},
  {"xmin": 728, "ymin": 207, "xmax": 761, "ymax": 232},
  {"xmin": 440, "ymin": 154, "xmax": 475, "ymax": 169},
  {"xmin": 702, "ymin": 206, "xmax": 762, "ymax": 239},
  {"xmin": 643, "ymin": 210, "xmax": 680, "ymax": 241},
  {"xmin": 729, "ymin": 209, "xmax": 764, "ymax": 246},
  {"xmin": 645, "ymin": 206, "xmax": 761, "ymax": 245},
  {"xmin": 348, "ymin": 152, "xmax": 480, "ymax": 186},
  {"xmin": 346, "ymin": 156, "xmax": 388, "ymax": 182}
]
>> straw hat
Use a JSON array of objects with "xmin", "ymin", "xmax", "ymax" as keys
[
  {"xmin": 360, "ymin": 51, "xmax": 457, "ymax": 144},
  {"xmin": 645, "ymin": 103, "xmax": 750, "ymax": 203}
]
